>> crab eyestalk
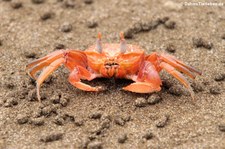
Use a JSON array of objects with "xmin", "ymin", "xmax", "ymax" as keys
[
  {"xmin": 120, "ymin": 32, "xmax": 126, "ymax": 53},
  {"xmin": 96, "ymin": 32, "xmax": 102, "ymax": 53}
]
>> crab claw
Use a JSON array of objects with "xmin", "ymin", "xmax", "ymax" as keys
[{"xmin": 123, "ymin": 82, "xmax": 161, "ymax": 93}]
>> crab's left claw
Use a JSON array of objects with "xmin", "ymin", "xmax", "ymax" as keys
[
  {"xmin": 123, "ymin": 82, "xmax": 161, "ymax": 93},
  {"xmin": 123, "ymin": 61, "xmax": 162, "ymax": 94}
]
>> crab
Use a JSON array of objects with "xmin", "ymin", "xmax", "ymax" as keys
[{"xmin": 26, "ymin": 33, "xmax": 202, "ymax": 101}]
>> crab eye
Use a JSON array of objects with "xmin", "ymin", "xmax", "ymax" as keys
[
  {"xmin": 120, "ymin": 32, "xmax": 126, "ymax": 53},
  {"xmin": 96, "ymin": 32, "xmax": 102, "ymax": 53}
]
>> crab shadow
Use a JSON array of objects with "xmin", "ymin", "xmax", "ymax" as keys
[{"xmin": 82, "ymin": 78, "xmax": 155, "ymax": 99}]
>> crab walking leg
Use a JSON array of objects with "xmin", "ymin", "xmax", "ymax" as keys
[
  {"xmin": 160, "ymin": 62, "xmax": 195, "ymax": 99},
  {"xmin": 26, "ymin": 50, "xmax": 87, "ymax": 79},
  {"xmin": 27, "ymin": 53, "xmax": 64, "ymax": 79},
  {"xmin": 68, "ymin": 67, "xmax": 103, "ymax": 92},
  {"xmin": 36, "ymin": 58, "xmax": 64, "ymax": 101},
  {"xmin": 163, "ymin": 54, "xmax": 202, "ymax": 75},
  {"xmin": 160, "ymin": 54, "xmax": 198, "ymax": 79},
  {"xmin": 26, "ymin": 50, "xmax": 64, "ymax": 71}
]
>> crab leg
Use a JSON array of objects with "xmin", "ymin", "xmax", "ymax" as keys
[
  {"xmin": 160, "ymin": 54, "xmax": 199, "ymax": 79},
  {"xmin": 160, "ymin": 62, "xmax": 195, "ymax": 99},
  {"xmin": 26, "ymin": 50, "xmax": 89, "ymax": 101},
  {"xmin": 36, "ymin": 58, "xmax": 64, "ymax": 101},
  {"xmin": 165, "ymin": 54, "xmax": 202, "ymax": 75},
  {"xmin": 26, "ymin": 50, "xmax": 63, "ymax": 70},
  {"xmin": 64, "ymin": 53, "xmax": 87, "ymax": 71},
  {"xmin": 68, "ymin": 66, "xmax": 103, "ymax": 92},
  {"xmin": 27, "ymin": 53, "xmax": 64, "ymax": 79},
  {"xmin": 26, "ymin": 50, "xmax": 87, "ymax": 79}
]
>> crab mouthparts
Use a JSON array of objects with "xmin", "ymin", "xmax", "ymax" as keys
[{"xmin": 104, "ymin": 62, "xmax": 119, "ymax": 77}]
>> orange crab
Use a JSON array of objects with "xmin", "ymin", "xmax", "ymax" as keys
[{"xmin": 26, "ymin": 33, "xmax": 202, "ymax": 101}]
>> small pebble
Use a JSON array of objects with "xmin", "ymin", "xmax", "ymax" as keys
[
  {"xmin": 118, "ymin": 134, "xmax": 128, "ymax": 143},
  {"xmin": 54, "ymin": 43, "xmax": 65, "ymax": 50},
  {"xmin": 88, "ymin": 134, "xmax": 97, "ymax": 140},
  {"xmin": 141, "ymin": 21, "xmax": 152, "ymax": 31},
  {"xmin": 114, "ymin": 117, "xmax": 126, "ymax": 126},
  {"xmin": 192, "ymin": 37, "xmax": 213, "ymax": 50},
  {"xmin": 11, "ymin": 1, "xmax": 23, "ymax": 9},
  {"xmin": 17, "ymin": 115, "xmax": 29, "ymax": 124},
  {"xmin": 88, "ymin": 134, "xmax": 97, "ymax": 141},
  {"xmin": 124, "ymin": 28, "xmax": 134, "ymax": 39},
  {"xmin": 142, "ymin": 131, "xmax": 153, "ymax": 140},
  {"xmin": 165, "ymin": 44, "xmax": 176, "ymax": 53},
  {"xmin": 19, "ymin": 89, "xmax": 29, "ymax": 99},
  {"xmin": 50, "ymin": 94, "xmax": 60, "ymax": 104},
  {"xmin": 193, "ymin": 38, "xmax": 204, "ymax": 48},
  {"xmin": 40, "ymin": 133, "xmax": 63, "ymax": 142},
  {"xmin": 30, "ymin": 117, "xmax": 45, "ymax": 126},
  {"xmin": 91, "ymin": 126, "xmax": 103, "ymax": 136},
  {"xmin": 100, "ymin": 118, "xmax": 111, "ymax": 129},
  {"xmin": 214, "ymin": 73, "xmax": 225, "ymax": 81},
  {"xmin": 147, "ymin": 19, "xmax": 161, "ymax": 30},
  {"xmin": 147, "ymin": 94, "xmax": 161, "ymax": 105},
  {"xmin": 168, "ymin": 85, "xmax": 183, "ymax": 96},
  {"xmin": 156, "ymin": 115, "xmax": 169, "ymax": 128},
  {"xmin": 90, "ymin": 112, "xmax": 102, "ymax": 119},
  {"xmin": 4, "ymin": 98, "xmax": 18, "ymax": 107},
  {"xmin": 4, "ymin": 82, "xmax": 15, "ymax": 89},
  {"xmin": 40, "ymin": 12, "xmax": 54, "ymax": 21},
  {"xmin": 159, "ymin": 16, "xmax": 170, "ymax": 24},
  {"xmin": 84, "ymin": 0, "xmax": 93, "ymax": 4},
  {"xmin": 63, "ymin": 113, "xmax": 75, "ymax": 122},
  {"xmin": 60, "ymin": 96, "xmax": 69, "ymax": 107},
  {"xmin": 218, "ymin": 125, "xmax": 225, "ymax": 132},
  {"xmin": 87, "ymin": 141, "xmax": 103, "ymax": 149},
  {"xmin": 53, "ymin": 116, "xmax": 64, "ymax": 125},
  {"xmin": 32, "ymin": 0, "xmax": 44, "ymax": 4},
  {"xmin": 60, "ymin": 23, "xmax": 72, "ymax": 33},
  {"xmin": 86, "ymin": 20, "xmax": 98, "ymax": 28},
  {"xmin": 28, "ymin": 89, "xmax": 38, "ymax": 101},
  {"xmin": 24, "ymin": 52, "xmax": 37, "ymax": 59},
  {"xmin": 143, "ymin": 19, "xmax": 162, "ymax": 31},
  {"xmin": 63, "ymin": 0, "xmax": 75, "ymax": 8},
  {"xmin": 221, "ymin": 34, "xmax": 225, "ymax": 40},
  {"xmin": 33, "ymin": 108, "xmax": 42, "ymax": 118},
  {"xmin": 0, "ymin": 40, "xmax": 2, "ymax": 46},
  {"xmin": 162, "ymin": 80, "xmax": 173, "ymax": 89},
  {"xmin": 41, "ymin": 105, "xmax": 57, "ymax": 117},
  {"xmin": 134, "ymin": 22, "xmax": 144, "ymax": 33},
  {"xmin": 164, "ymin": 20, "xmax": 176, "ymax": 29},
  {"xmin": 203, "ymin": 42, "xmax": 213, "ymax": 49},
  {"xmin": 79, "ymin": 138, "xmax": 91, "ymax": 149},
  {"xmin": 123, "ymin": 115, "xmax": 131, "ymax": 122},
  {"xmin": 209, "ymin": 86, "xmax": 221, "ymax": 95},
  {"xmin": 134, "ymin": 97, "xmax": 148, "ymax": 107},
  {"xmin": 191, "ymin": 82, "xmax": 204, "ymax": 93},
  {"xmin": 75, "ymin": 119, "xmax": 84, "ymax": 126}
]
